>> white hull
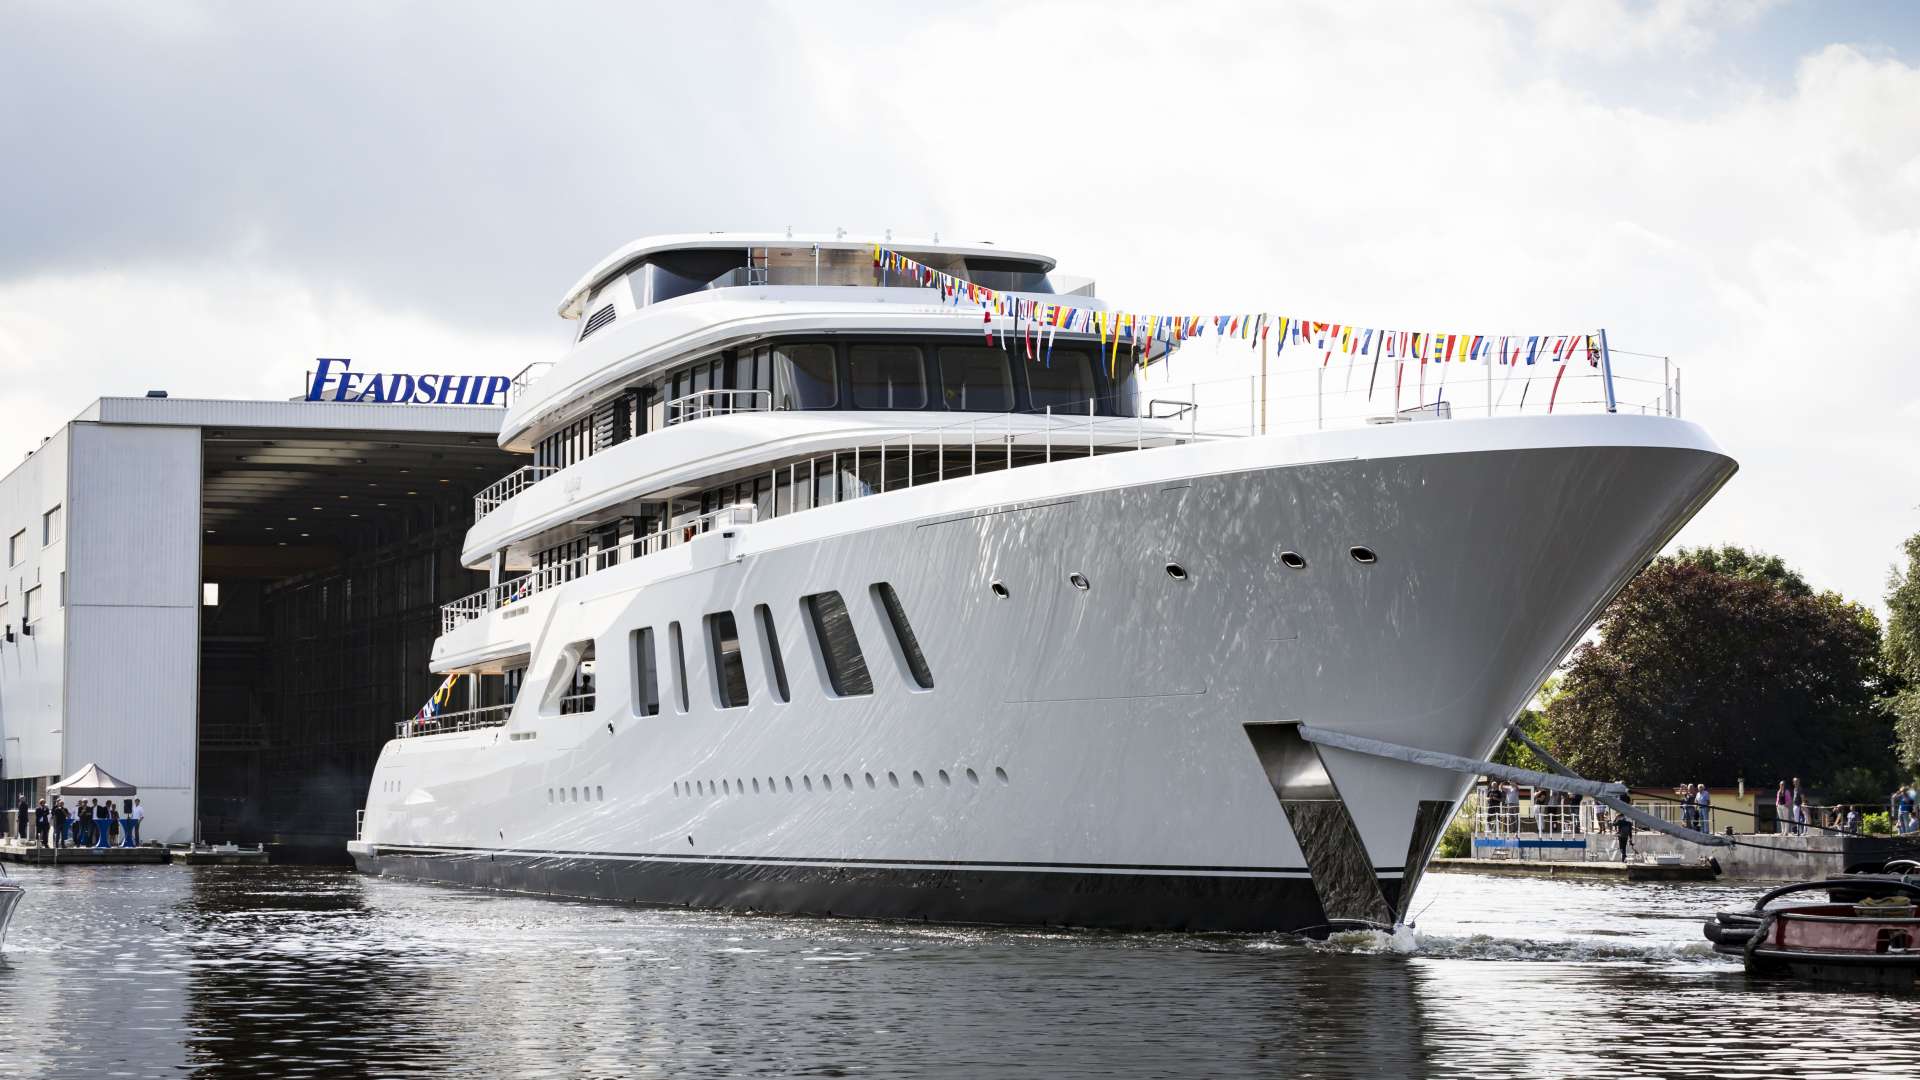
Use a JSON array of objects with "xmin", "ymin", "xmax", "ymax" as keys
[{"xmin": 351, "ymin": 415, "xmax": 1733, "ymax": 930}]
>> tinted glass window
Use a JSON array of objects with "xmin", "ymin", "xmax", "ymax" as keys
[
  {"xmin": 849, "ymin": 345, "xmax": 927, "ymax": 409},
  {"xmin": 803, "ymin": 592, "xmax": 872, "ymax": 697},
  {"xmin": 1028, "ymin": 349, "xmax": 1097, "ymax": 413},
  {"xmin": 938, "ymin": 347, "xmax": 1014, "ymax": 412},
  {"xmin": 872, "ymin": 583, "xmax": 933, "ymax": 689},
  {"xmin": 773, "ymin": 344, "xmax": 837, "ymax": 410},
  {"xmin": 755, "ymin": 604, "xmax": 790, "ymax": 703},
  {"xmin": 631, "ymin": 627, "xmax": 659, "ymax": 717},
  {"xmin": 706, "ymin": 611, "xmax": 749, "ymax": 709}
]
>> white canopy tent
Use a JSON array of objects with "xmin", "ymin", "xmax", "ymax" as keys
[{"xmin": 49, "ymin": 763, "xmax": 138, "ymax": 798}]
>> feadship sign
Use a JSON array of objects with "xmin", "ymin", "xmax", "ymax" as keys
[{"xmin": 306, "ymin": 358, "xmax": 512, "ymax": 405}]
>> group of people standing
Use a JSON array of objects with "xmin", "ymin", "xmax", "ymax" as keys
[
  {"xmin": 1677, "ymin": 783, "xmax": 1714, "ymax": 831},
  {"xmin": 1773, "ymin": 778, "xmax": 1810, "ymax": 834},
  {"xmin": 13, "ymin": 795, "xmax": 144, "ymax": 848}
]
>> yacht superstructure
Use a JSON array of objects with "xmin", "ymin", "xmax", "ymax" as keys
[{"xmin": 347, "ymin": 233, "xmax": 1736, "ymax": 931}]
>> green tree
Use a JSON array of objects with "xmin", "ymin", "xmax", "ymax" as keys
[
  {"xmin": 1543, "ymin": 547, "xmax": 1891, "ymax": 797},
  {"xmin": 1887, "ymin": 533, "xmax": 1920, "ymax": 772}
]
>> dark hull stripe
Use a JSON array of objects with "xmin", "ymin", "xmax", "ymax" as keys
[
  {"xmin": 370, "ymin": 843, "xmax": 1405, "ymax": 877},
  {"xmin": 355, "ymin": 846, "xmax": 1403, "ymax": 932}
]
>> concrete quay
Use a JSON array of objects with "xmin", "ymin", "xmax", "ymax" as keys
[
  {"xmin": 1432, "ymin": 857, "xmax": 1719, "ymax": 882},
  {"xmin": 0, "ymin": 840, "xmax": 168, "ymax": 865},
  {"xmin": 1, "ymin": 839, "xmax": 269, "ymax": 866}
]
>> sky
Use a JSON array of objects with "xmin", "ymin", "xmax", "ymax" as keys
[{"xmin": 1, "ymin": 0, "xmax": 1917, "ymax": 610}]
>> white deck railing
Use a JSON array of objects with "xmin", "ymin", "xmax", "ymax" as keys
[
  {"xmin": 395, "ymin": 703, "xmax": 514, "ymax": 740},
  {"xmin": 474, "ymin": 465, "xmax": 557, "ymax": 518},
  {"xmin": 665, "ymin": 388, "xmax": 772, "ymax": 426},
  {"xmin": 442, "ymin": 505, "xmax": 757, "ymax": 633}
]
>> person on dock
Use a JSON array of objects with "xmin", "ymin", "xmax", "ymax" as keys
[
  {"xmin": 76, "ymin": 799, "xmax": 94, "ymax": 847},
  {"xmin": 1791, "ymin": 780, "xmax": 1808, "ymax": 836},
  {"xmin": 34, "ymin": 799, "xmax": 49, "ymax": 847},
  {"xmin": 1502, "ymin": 781, "xmax": 1519, "ymax": 834},
  {"xmin": 98, "ymin": 805, "xmax": 118, "ymax": 849},
  {"xmin": 125, "ymin": 799, "xmax": 143, "ymax": 847},
  {"xmin": 14, "ymin": 796, "xmax": 26, "ymax": 842},
  {"xmin": 1568, "ymin": 790, "xmax": 1585, "ymax": 834},
  {"xmin": 1681, "ymin": 784, "xmax": 1699, "ymax": 831},
  {"xmin": 1695, "ymin": 785, "xmax": 1712, "ymax": 832},
  {"xmin": 1775, "ymin": 781, "xmax": 1790, "ymax": 834},
  {"xmin": 53, "ymin": 798, "xmax": 71, "ymax": 848},
  {"xmin": 1613, "ymin": 804, "xmax": 1634, "ymax": 861},
  {"xmin": 1895, "ymin": 787, "xmax": 1915, "ymax": 835}
]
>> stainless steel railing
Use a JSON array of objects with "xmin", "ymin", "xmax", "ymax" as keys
[
  {"xmin": 664, "ymin": 388, "xmax": 772, "ymax": 426},
  {"xmin": 394, "ymin": 703, "xmax": 514, "ymax": 740},
  {"xmin": 474, "ymin": 465, "xmax": 557, "ymax": 518},
  {"xmin": 441, "ymin": 505, "xmax": 757, "ymax": 633}
]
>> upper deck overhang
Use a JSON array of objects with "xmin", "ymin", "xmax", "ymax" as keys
[
  {"xmin": 558, "ymin": 232, "xmax": 1057, "ymax": 320},
  {"xmin": 504, "ymin": 286, "xmax": 1108, "ymax": 452}
]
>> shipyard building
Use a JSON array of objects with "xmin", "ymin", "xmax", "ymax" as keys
[{"xmin": 0, "ymin": 393, "xmax": 514, "ymax": 847}]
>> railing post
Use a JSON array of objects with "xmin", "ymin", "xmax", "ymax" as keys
[
  {"xmin": 1664, "ymin": 357, "xmax": 1673, "ymax": 417},
  {"xmin": 1006, "ymin": 413, "xmax": 1012, "ymax": 469},
  {"xmin": 970, "ymin": 421, "xmax": 977, "ymax": 476},
  {"xmin": 1316, "ymin": 368, "xmax": 1324, "ymax": 430},
  {"xmin": 1189, "ymin": 383, "xmax": 1196, "ymax": 440},
  {"xmin": 908, "ymin": 434, "xmax": 915, "ymax": 487},
  {"xmin": 1088, "ymin": 397, "xmax": 1094, "ymax": 457},
  {"xmin": 1598, "ymin": 328, "xmax": 1618, "ymax": 414},
  {"xmin": 852, "ymin": 445, "xmax": 860, "ymax": 498},
  {"xmin": 1045, "ymin": 406, "xmax": 1052, "ymax": 463}
]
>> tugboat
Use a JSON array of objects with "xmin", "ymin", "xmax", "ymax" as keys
[
  {"xmin": 1705, "ymin": 865, "xmax": 1920, "ymax": 990},
  {"xmin": 0, "ymin": 865, "xmax": 21, "ymax": 950}
]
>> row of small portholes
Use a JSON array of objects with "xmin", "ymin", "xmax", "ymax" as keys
[
  {"xmin": 549, "ymin": 786, "xmax": 604, "ymax": 804},
  {"xmin": 674, "ymin": 766, "xmax": 1009, "ymax": 798}
]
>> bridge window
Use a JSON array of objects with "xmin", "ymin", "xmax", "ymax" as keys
[
  {"xmin": 850, "ymin": 345, "xmax": 927, "ymax": 409},
  {"xmin": 938, "ymin": 347, "xmax": 1014, "ymax": 412},
  {"xmin": 802, "ymin": 591, "xmax": 872, "ymax": 697},
  {"xmin": 773, "ymin": 344, "xmax": 837, "ymax": 410},
  {"xmin": 706, "ymin": 611, "xmax": 749, "ymax": 709},
  {"xmin": 1027, "ymin": 348, "xmax": 1097, "ymax": 413}
]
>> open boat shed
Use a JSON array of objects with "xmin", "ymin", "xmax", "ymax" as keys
[{"xmin": 0, "ymin": 391, "xmax": 515, "ymax": 847}]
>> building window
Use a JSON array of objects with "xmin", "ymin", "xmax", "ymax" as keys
[
  {"xmin": 755, "ymin": 604, "xmax": 790, "ymax": 703},
  {"xmin": 202, "ymin": 583, "xmax": 220, "ymax": 607},
  {"xmin": 631, "ymin": 627, "xmax": 659, "ymax": 716},
  {"xmin": 872, "ymin": 583, "xmax": 934, "ymax": 689},
  {"xmin": 668, "ymin": 621, "xmax": 689, "ymax": 713},
  {"xmin": 42, "ymin": 506, "xmax": 61, "ymax": 546},
  {"xmin": 23, "ymin": 585, "xmax": 39, "ymax": 624},
  {"xmin": 558, "ymin": 642, "xmax": 596, "ymax": 714},
  {"xmin": 7, "ymin": 530, "xmax": 21, "ymax": 567},
  {"xmin": 849, "ymin": 345, "xmax": 927, "ymax": 409},
  {"xmin": 938, "ymin": 347, "xmax": 1015, "ymax": 412},
  {"xmin": 706, "ymin": 611, "xmax": 749, "ymax": 709},
  {"xmin": 803, "ymin": 591, "xmax": 872, "ymax": 697},
  {"xmin": 772, "ymin": 344, "xmax": 838, "ymax": 410}
]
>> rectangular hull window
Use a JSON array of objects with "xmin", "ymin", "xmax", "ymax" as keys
[
  {"xmin": 669, "ymin": 621, "xmax": 690, "ymax": 714},
  {"xmin": 755, "ymin": 603, "xmax": 790, "ymax": 703},
  {"xmin": 871, "ymin": 582, "xmax": 934, "ymax": 689},
  {"xmin": 803, "ymin": 591, "xmax": 872, "ymax": 697},
  {"xmin": 706, "ymin": 611, "xmax": 750, "ymax": 709},
  {"xmin": 631, "ymin": 627, "xmax": 659, "ymax": 716}
]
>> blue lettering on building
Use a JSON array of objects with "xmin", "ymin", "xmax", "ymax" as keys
[{"xmin": 307, "ymin": 358, "xmax": 512, "ymax": 406}]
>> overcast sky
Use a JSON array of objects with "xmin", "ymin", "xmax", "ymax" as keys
[{"xmin": 2, "ymin": 1, "xmax": 1917, "ymax": 610}]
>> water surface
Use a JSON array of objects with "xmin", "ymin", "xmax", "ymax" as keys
[{"xmin": 1, "ymin": 864, "xmax": 1916, "ymax": 1078}]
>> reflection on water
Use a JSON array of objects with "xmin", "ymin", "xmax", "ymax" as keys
[{"xmin": 0, "ymin": 865, "xmax": 1917, "ymax": 1078}]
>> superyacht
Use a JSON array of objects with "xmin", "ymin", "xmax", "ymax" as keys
[{"xmin": 347, "ymin": 233, "xmax": 1735, "ymax": 931}]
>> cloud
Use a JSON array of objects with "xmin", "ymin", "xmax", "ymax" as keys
[{"xmin": 1, "ymin": 0, "xmax": 1916, "ymax": 611}]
